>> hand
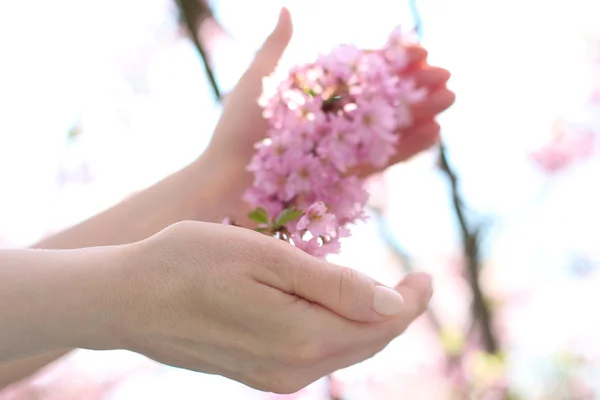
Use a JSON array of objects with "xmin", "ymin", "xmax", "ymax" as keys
[
  {"xmin": 105, "ymin": 221, "xmax": 433, "ymax": 394},
  {"xmin": 199, "ymin": 8, "xmax": 455, "ymax": 224}
]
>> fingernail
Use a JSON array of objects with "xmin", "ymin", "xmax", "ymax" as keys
[{"xmin": 373, "ymin": 286, "xmax": 404, "ymax": 316}]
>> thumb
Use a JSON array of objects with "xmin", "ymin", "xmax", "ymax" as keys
[
  {"xmin": 293, "ymin": 262, "xmax": 425, "ymax": 323},
  {"xmin": 247, "ymin": 7, "xmax": 293, "ymax": 78},
  {"xmin": 259, "ymin": 251, "xmax": 427, "ymax": 323},
  {"xmin": 221, "ymin": 7, "xmax": 292, "ymax": 108}
]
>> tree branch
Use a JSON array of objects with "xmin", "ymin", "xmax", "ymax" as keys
[
  {"xmin": 408, "ymin": 0, "xmax": 499, "ymax": 357},
  {"xmin": 438, "ymin": 143, "xmax": 498, "ymax": 354},
  {"xmin": 174, "ymin": 0, "xmax": 221, "ymax": 101}
]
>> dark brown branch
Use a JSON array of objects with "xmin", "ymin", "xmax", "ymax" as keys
[
  {"xmin": 406, "ymin": 0, "xmax": 497, "ymax": 353},
  {"xmin": 437, "ymin": 143, "xmax": 498, "ymax": 354},
  {"xmin": 174, "ymin": 0, "xmax": 221, "ymax": 100}
]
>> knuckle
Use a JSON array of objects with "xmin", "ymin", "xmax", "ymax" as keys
[
  {"xmin": 260, "ymin": 246, "xmax": 296, "ymax": 278},
  {"xmin": 336, "ymin": 266, "xmax": 361, "ymax": 305},
  {"xmin": 339, "ymin": 265, "xmax": 359, "ymax": 284},
  {"xmin": 295, "ymin": 341, "xmax": 325, "ymax": 365},
  {"xmin": 281, "ymin": 338, "xmax": 325, "ymax": 366},
  {"xmin": 267, "ymin": 243, "xmax": 296, "ymax": 267},
  {"xmin": 164, "ymin": 220, "xmax": 197, "ymax": 235},
  {"xmin": 156, "ymin": 221, "xmax": 204, "ymax": 252},
  {"xmin": 259, "ymin": 242, "xmax": 316, "ymax": 286}
]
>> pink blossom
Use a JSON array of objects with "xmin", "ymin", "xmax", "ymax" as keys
[
  {"xmin": 317, "ymin": 44, "xmax": 362, "ymax": 80},
  {"xmin": 235, "ymin": 25, "xmax": 423, "ymax": 257},
  {"xmin": 591, "ymin": 89, "xmax": 600, "ymax": 104},
  {"xmin": 313, "ymin": 239, "xmax": 342, "ymax": 257},
  {"xmin": 315, "ymin": 119, "xmax": 360, "ymax": 173},
  {"xmin": 291, "ymin": 233, "xmax": 320, "ymax": 254},
  {"xmin": 530, "ymin": 121, "xmax": 596, "ymax": 174},
  {"xmin": 297, "ymin": 202, "xmax": 337, "ymax": 237},
  {"xmin": 354, "ymin": 97, "xmax": 398, "ymax": 134},
  {"xmin": 284, "ymin": 155, "xmax": 323, "ymax": 201},
  {"xmin": 385, "ymin": 26, "xmax": 412, "ymax": 70}
]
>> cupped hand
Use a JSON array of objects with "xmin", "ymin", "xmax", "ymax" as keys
[
  {"xmin": 112, "ymin": 221, "xmax": 432, "ymax": 394},
  {"xmin": 201, "ymin": 8, "xmax": 454, "ymax": 226},
  {"xmin": 202, "ymin": 8, "xmax": 455, "ymax": 216}
]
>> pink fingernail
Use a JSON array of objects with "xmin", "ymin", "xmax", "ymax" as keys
[{"xmin": 373, "ymin": 286, "xmax": 404, "ymax": 316}]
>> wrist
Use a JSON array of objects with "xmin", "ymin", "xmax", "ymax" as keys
[
  {"xmin": 42, "ymin": 247, "xmax": 130, "ymax": 352},
  {"xmin": 59, "ymin": 246, "xmax": 133, "ymax": 351},
  {"xmin": 186, "ymin": 154, "xmax": 250, "ymax": 225}
]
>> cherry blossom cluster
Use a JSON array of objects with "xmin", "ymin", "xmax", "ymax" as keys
[{"xmin": 240, "ymin": 27, "xmax": 426, "ymax": 257}]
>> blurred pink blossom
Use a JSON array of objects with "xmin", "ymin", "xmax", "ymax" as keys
[{"xmin": 529, "ymin": 121, "xmax": 596, "ymax": 174}]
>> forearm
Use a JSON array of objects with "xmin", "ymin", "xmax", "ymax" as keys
[
  {"xmin": 0, "ymin": 157, "xmax": 233, "ymax": 388},
  {"xmin": 34, "ymin": 158, "xmax": 226, "ymax": 250},
  {"xmin": 0, "ymin": 248, "xmax": 119, "ymax": 363}
]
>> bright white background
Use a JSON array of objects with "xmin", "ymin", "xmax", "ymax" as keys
[{"xmin": 1, "ymin": 0, "xmax": 599, "ymax": 398}]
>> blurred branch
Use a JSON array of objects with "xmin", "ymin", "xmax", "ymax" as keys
[
  {"xmin": 408, "ymin": 0, "xmax": 499, "ymax": 355},
  {"xmin": 407, "ymin": 0, "xmax": 423, "ymax": 39},
  {"xmin": 174, "ymin": 0, "xmax": 221, "ymax": 100},
  {"xmin": 438, "ymin": 144, "xmax": 498, "ymax": 354}
]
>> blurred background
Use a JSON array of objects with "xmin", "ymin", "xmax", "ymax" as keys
[{"xmin": 1, "ymin": 0, "xmax": 599, "ymax": 398}]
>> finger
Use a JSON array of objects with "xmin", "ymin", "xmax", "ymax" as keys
[
  {"xmin": 389, "ymin": 272, "xmax": 433, "ymax": 332},
  {"xmin": 220, "ymin": 8, "xmax": 293, "ymax": 121},
  {"xmin": 254, "ymin": 250, "xmax": 405, "ymax": 323},
  {"xmin": 412, "ymin": 88, "xmax": 456, "ymax": 122},
  {"xmin": 293, "ymin": 273, "xmax": 434, "ymax": 385},
  {"xmin": 411, "ymin": 66, "xmax": 451, "ymax": 89},
  {"xmin": 405, "ymin": 45, "xmax": 428, "ymax": 66},
  {"xmin": 356, "ymin": 120, "xmax": 440, "ymax": 177},
  {"xmin": 336, "ymin": 272, "xmax": 433, "ymax": 344},
  {"xmin": 391, "ymin": 119, "xmax": 441, "ymax": 163},
  {"xmin": 295, "ymin": 261, "xmax": 408, "ymax": 322},
  {"xmin": 318, "ymin": 272, "xmax": 433, "ymax": 345},
  {"xmin": 248, "ymin": 7, "xmax": 293, "ymax": 77}
]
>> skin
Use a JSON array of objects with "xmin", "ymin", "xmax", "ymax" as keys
[
  {"xmin": 1, "ymin": 223, "xmax": 434, "ymax": 394},
  {"xmin": 0, "ymin": 7, "xmax": 454, "ymax": 394},
  {"xmin": 204, "ymin": 8, "xmax": 454, "ymax": 226}
]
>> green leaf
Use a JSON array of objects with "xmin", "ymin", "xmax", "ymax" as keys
[
  {"xmin": 248, "ymin": 207, "xmax": 269, "ymax": 224},
  {"xmin": 302, "ymin": 87, "xmax": 318, "ymax": 97},
  {"xmin": 275, "ymin": 208, "xmax": 303, "ymax": 227}
]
